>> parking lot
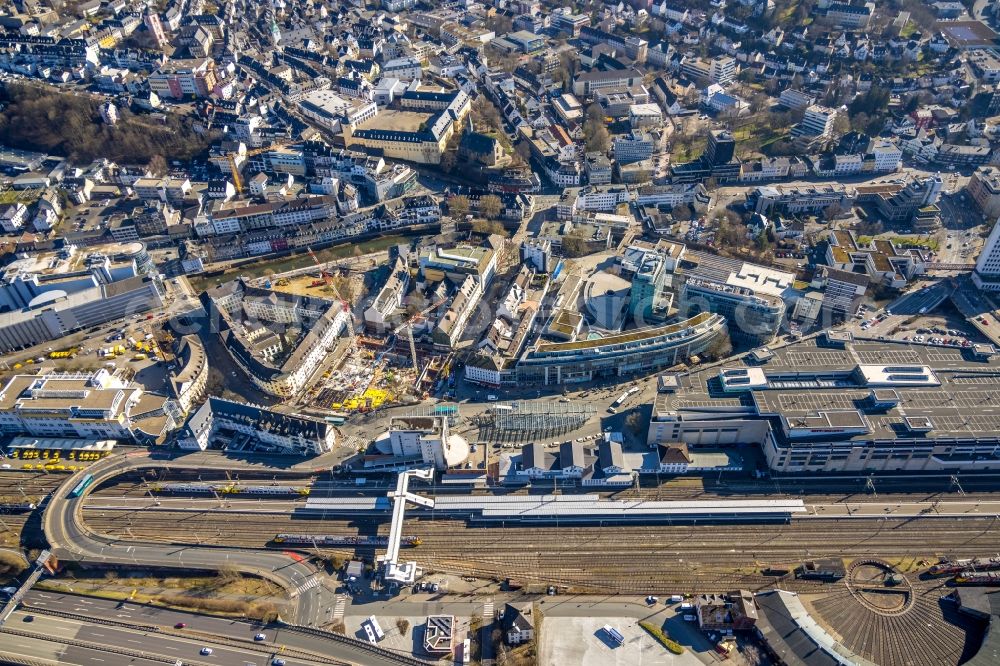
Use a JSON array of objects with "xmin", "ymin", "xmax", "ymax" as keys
[{"xmin": 538, "ymin": 615, "xmax": 705, "ymax": 666}]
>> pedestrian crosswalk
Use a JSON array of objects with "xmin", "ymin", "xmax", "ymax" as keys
[
  {"xmin": 482, "ymin": 598, "xmax": 494, "ymax": 621},
  {"xmin": 291, "ymin": 575, "xmax": 321, "ymax": 597},
  {"xmin": 333, "ymin": 594, "xmax": 347, "ymax": 621}
]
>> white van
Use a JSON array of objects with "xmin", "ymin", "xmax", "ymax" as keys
[
  {"xmin": 366, "ymin": 616, "xmax": 385, "ymax": 641},
  {"xmin": 487, "ymin": 394, "xmax": 498, "ymax": 401}
]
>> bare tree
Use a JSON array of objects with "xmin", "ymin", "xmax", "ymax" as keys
[
  {"xmin": 448, "ymin": 195, "xmax": 470, "ymax": 219},
  {"xmin": 479, "ymin": 195, "xmax": 503, "ymax": 221},
  {"xmin": 670, "ymin": 204, "xmax": 692, "ymax": 221},
  {"xmin": 147, "ymin": 154, "xmax": 168, "ymax": 176},
  {"xmin": 582, "ymin": 103, "xmax": 610, "ymax": 153}
]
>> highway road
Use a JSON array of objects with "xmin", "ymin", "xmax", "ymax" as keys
[
  {"xmin": 886, "ymin": 281, "xmax": 955, "ymax": 317},
  {"xmin": 7, "ymin": 591, "xmax": 416, "ymax": 666},
  {"xmin": 1, "ymin": 608, "xmax": 316, "ymax": 666}
]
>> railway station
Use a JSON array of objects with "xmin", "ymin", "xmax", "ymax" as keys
[{"xmin": 302, "ymin": 494, "xmax": 807, "ymax": 523}]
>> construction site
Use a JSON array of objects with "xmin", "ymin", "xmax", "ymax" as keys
[{"xmin": 236, "ymin": 248, "xmax": 455, "ymax": 414}]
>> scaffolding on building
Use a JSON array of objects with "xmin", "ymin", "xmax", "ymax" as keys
[{"xmin": 475, "ymin": 402, "xmax": 595, "ymax": 443}]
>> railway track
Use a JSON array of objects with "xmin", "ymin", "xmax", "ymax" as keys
[
  {"xmin": 0, "ymin": 471, "xmax": 69, "ymax": 502},
  {"xmin": 69, "ymin": 467, "xmax": 1000, "ymax": 504},
  {"xmin": 810, "ymin": 577, "xmax": 976, "ymax": 666},
  {"xmin": 79, "ymin": 508, "xmax": 1000, "ymax": 594}
]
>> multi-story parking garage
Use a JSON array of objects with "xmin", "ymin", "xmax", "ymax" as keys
[{"xmin": 649, "ymin": 332, "xmax": 1000, "ymax": 473}]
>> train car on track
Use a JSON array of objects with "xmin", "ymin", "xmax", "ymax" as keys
[
  {"xmin": 152, "ymin": 483, "xmax": 235, "ymax": 494},
  {"xmin": 68, "ymin": 474, "xmax": 94, "ymax": 498},
  {"xmin": 152, "ymin": 483, "xmax": 308, "ymax": 496},
  {"xmin": 273, "ymin": 534, "xmax": 421, "ymax": 547},
  {"xmin": 930, "ymin": 557, "xmax": 1000, "ymax": 576},
  {"xmin": 0, "ymin": 502, "xmax": 36, "ymax": 514},
  {"xmin": 238, "ymin": 485, "xmax": 310, "ymax": 496},
  {"xmin": 954, "ymin": 571, "xmax": 1000, "ymax": 586}
]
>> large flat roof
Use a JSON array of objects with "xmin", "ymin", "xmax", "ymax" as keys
[{"xmin": 656, "ymin": 337, "xmax": 1000, "ymax": 443}]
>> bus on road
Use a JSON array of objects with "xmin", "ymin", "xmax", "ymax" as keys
[{"xmin": 608, "ymin": 387, "xmax": 639, "ymax": 413}]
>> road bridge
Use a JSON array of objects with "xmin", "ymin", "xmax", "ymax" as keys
[
  {"xmin": 0, "ymin": 549, "xmax": 50, "ymax": 627},
  {"xmin": 42, "ymin": 451, "xmax": 331, "ymax": 626}
]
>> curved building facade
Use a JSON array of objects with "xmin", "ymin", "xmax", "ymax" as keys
[{"xmin": 516, "ymin": 312, "xmax": 727, "ymax": 385}]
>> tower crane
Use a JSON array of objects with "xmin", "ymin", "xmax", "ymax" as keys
[{"xmin": 389, "ymin": 297, "xmax": 447, "ymax": 376}]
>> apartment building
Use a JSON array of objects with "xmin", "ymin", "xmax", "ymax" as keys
[
  {"xmin": 364, "ymin": 256, "xmax": 409, "ymax": 332},
  {"xmin": 148, "ymin": 58, "xmax": 218, "ymax": 98},
  {"xmin": 974, "ymin": 220, "xmax": 1000, "ymax": 290},
  {"xmin": 420, "ymin": 245, "xmax": 497, "ymax": 287},
  {"xmin": 793, "ymin": 105, "xmax": 838, "ymax": 138},
  {"xmin": 180, "ymin": 397, "xmax": 335, "ymax": 455},
  {"xmin": 381, "ymin": 56, "xmax": 423, "ymax": 81},
  {"xmin": 823, "ymin": 1, "xmax": 874, "ymax": 28},
  {"xmin": 0, "ymin": 203, "xmax": 28, "ymax": 232},
  {"xmin": 752, "ymin": 184, "xmax": 856, "ymax": 215},
  {"xmin": 552, "ymin": 12, "xmax": 590, "ymax": 36},
  {"xmin": 969, "ymin": 49, "xmax": 1000, "ymax": 84},
  {"xmin": 967, "ymin": 165, "xmax": 1000, "ymax": 219},
  {"xmin": 168, "ymin": 335, "xmax": 209, "ymax": 414},
  {"xmin": 778, "ymin": 88, "xmax": 815, "ymax": 111},
  {"xmin": 204, "ymin": 279, "xmax": 351, "ymax": 397},
  {"xmin": 680, "ymin": 55, "xmax": 736, "ymax": 85},
  {"xmin": 207, "ymin": 196, "xmax": 337, "ymax": 235}
]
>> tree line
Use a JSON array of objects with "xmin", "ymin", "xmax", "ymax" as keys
[{"xmin": 0, "ymin": 83, "xmax": 214, "ymax": 164}]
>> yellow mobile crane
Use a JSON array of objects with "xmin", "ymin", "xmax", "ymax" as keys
[{"xmin": 226, "ymin": 140, "xmax": 293, "ymax": 195}]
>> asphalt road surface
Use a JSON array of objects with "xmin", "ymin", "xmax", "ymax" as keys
[
  {"xmin": 2, "ymin": 608, "xmax": 325, "ymax": 666},
  {"xmin": 11, "ymin": 591, "xmax": 412, "ymax": 666},
  {"xmin": 43, "ymin": 452, "xmax": 334, "ymax": 627}
]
